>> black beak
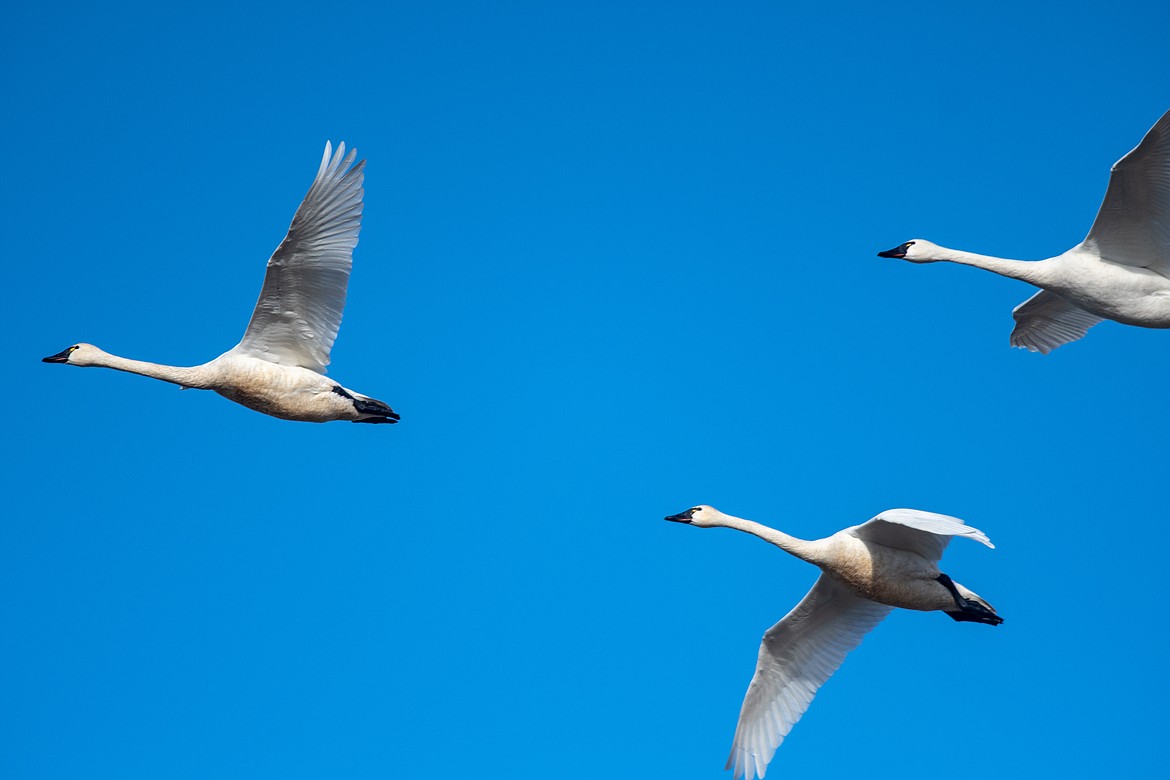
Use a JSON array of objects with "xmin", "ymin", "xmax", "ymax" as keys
[
  {"xmin": 665, "ymin": 508, "xmax": 695, "ymax": 524},
  {"xmin": 42, "ymin": 348, "xmax": 73, "ymax": 363},
  {"xmin": 877, "ymin": 244, "xmax": 908, "ymax": 259}
]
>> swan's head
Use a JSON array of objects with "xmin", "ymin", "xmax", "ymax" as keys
[
  {"xmin": 42, "ymin": 343, "xmax": 103, "ymax": 366},
  {"xmin": 877, "ymin": 239, "xmax": 941, "ymax": 263},
  {"xmin": 665, "ymin": 505, "xmax": 727, "ymax": 528}
]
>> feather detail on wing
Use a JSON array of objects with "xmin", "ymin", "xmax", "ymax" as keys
[
  {"xmin": 234, "ymin": 142, "xmax": 365, "ymax": 373},
  {"xmin": 726, "ymin": 576, "xmax": 891, "ymax": 779},
  {"xmin": 1010, "ymin": 290, "xmax": 1103, "ymax": 354},
  {"xmin": 1081, "ymin": 108, "xmax": 1170, "ymax": 276},
  {"xmin": 848, "ymin": 508, "xmax": 993, "ymax": 562}
]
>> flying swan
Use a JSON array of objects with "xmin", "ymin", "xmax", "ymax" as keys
[
  {"xmin": 665, "ymin": 504, "xmax": 1002, "ymax": 779},
  {"xmin": 879, "ymin": 107, "xmax": 1170, "ymax": 352},
  {"xmin": 43, "ymin": 143, "xmax": 399, "ymax": 423}
]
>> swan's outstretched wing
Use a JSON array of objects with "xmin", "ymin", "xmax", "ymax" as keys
[
  {"xmin": 726, "ymin": 576, "xmax": 891, "ymax": 780},
  {"xmin": 1010, "ymin": 290, "xmax": 1103, "ymax": 354},
  {"xmin": 1082, "ymin": 108, "xmax": 1170, "ymax": 277},
  {"xmin": 233, "ymin": 142, "xmax": 365, "ymax": 373},
  {"xmin": 848, "ymin": 508, "xmax": 993, "ymax": 563}
]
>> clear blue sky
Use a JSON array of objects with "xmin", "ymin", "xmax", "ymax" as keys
[{"xmin": 4, "ymin": 2, "xmax": 1169, "ymax": 777}]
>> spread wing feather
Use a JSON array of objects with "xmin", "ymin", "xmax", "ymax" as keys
[
  {"xmin": 1081, "ymin": 108, "xmax": 1170, "ymax": 276},
  {"xmin": 1010, "ymin": 290, "xmax": 1103, "ymax": 353},
  {"xmin": 848, "ymin": 508, "xmax": 994, "ymax": 562},
  {"xmin": 726, "ymin": 576, "xmax": 891, "ymax": 779},
  {"xmin": 233, "ymin": 142, "xmax": 365, "ymax": 373}
]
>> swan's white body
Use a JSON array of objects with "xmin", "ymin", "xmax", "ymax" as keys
[
  {"xmin": 880, "ymin": 107, "xmax": 1170, "ymax": 352},
  {"xmin": 44, "ymin": 143, "xmax": 398, "ymax": 424},
  {"xmin": 666, "ymin": 505, "xmax": 1001, "ymax": 779}
]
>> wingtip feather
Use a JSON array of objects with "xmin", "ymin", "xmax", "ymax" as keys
[
  {"xmin": 319, "ymin": 141, "xmax": 333, "ymax": 177},
  {"xmin": 1009, "ymin": 334, "xmax": 1052, "ymax": 354}
]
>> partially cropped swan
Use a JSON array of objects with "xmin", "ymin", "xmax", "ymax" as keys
[
  {"xmin": 879, "ymin": 107, "xmax": 1170, "ymax": 353},
  {"xmin": 43, "ymin": 143, "xmax": 398, "ymax": 423},
  {"xmin": 665, "ymin": 505, "xmax": 1002, "ymax": 779}
]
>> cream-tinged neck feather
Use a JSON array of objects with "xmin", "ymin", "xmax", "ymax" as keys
[
  {"xmin": 72, "ymin": 345, "xmax": 216, "ymax": 390},
  {"xmin": 701, "ymin": 508, "xmax": 824, "ymax": 565},
  {"xmin": 915, "ymin": 240, "xmax": 1057, "ymax": 287}
]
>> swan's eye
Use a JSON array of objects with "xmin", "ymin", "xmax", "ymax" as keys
[
  {"xmin": 691, "ymin": 507, "xmax": 701, "ymax": 513},
  {"xmin": 903, "ymin": 241, "xmax": 915, "ymax": 249}
]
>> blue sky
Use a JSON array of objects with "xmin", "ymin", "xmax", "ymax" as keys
[{"xmin": 4, "ymin": 1, "xmax": 1169, "ymax": 777}]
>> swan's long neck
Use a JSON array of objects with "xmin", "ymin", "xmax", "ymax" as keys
[
  {"xmin": 715, "ymin": 514, "xmax": 821, "ymax": 564},
  {"xmin": 90, "ymin": 352, "xmax": 215, "ymax": 389},
  {"xmin": 932, "ymin": 245, "xmax": 1054, "ymax": 287}
]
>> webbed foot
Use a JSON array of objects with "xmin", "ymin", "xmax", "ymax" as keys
[
  {"xmin": 945, "ymin": 602, "xmax": 1004, "ymax": 626},
  {"xmin": 937, "ymin": 573, "xmax": 1003, "ymax": 626}
]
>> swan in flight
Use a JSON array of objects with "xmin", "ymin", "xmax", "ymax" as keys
[
  {"xmin": 43, "ymin": 143, "xmax": 399, "ymax": 424},
  {"xmin": 879, "ymin": 107, "xmax": 1170, "ymax": 353},
  {"xmin": 665, "ymin": 505, "xmax": 1002, "ymax": 779}
]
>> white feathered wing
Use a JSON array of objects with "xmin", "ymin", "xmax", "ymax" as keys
[
  {"xmin": 232, "ymin": 142, "xmax": 365, "ymax": 373},
  {"xmin": 726, "ymin": 576, "xmax": 891, "ymax": 779},
  {"xmin": 1080, "ymin": 108, "xmax": 1170, "ymax": 277}
]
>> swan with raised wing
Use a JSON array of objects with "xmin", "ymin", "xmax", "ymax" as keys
[
  {"xmin": 665, "ymin": 504, "xmax": 1002, "ymax": 779},
  {"xmin": 43, "ymin": 143, "xmax": 398, "ymax": 423},
  {"xmin": 879, "ymin": 108, "xmax": 1170, "ymax": 352}
]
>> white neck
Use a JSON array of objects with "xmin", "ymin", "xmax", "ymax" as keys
[
  {"xmin": 931, "ymin": 244, "xmax": 1054, "ymax": 287},
  {"xmin": 713, "ymin": 513, "xmax": 821, "ymax": 564},
  {"xmin": 88, "ymin": 351, "xmax": 214, "ymax": 389}
]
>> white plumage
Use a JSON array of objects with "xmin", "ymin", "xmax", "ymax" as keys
[
  {"xmin": 43, "ymin": 143, "xmax": 398, "ymax": 424},
  {"xmin": 666, "ymin": 505, "xmax": 1001, "ymax": 779},
  {"xmin": 879, "ymin": 107, "xmax": 1170, "ymax": 352},
  {"xmin": 236, "ymin": 142, "xmax": 366, "ymax": 374}
]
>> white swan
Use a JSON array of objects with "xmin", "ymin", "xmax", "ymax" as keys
[
  {"xmin": 665, "ymin": 505, "xmax": 1001, "ymax": 779},
  {"xmin": 879, "ymin": 107, "xmax": 1170, "ymax": 353},
  {"xmin": 43, "ymin": 143, "xmax": 399, "ymax": 424}
]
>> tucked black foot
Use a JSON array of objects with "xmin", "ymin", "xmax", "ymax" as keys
[
  {"xmin": 353, "ymin": 397, "xmax": 399, "ymax": 419},
  {"xmin": 937, "ymin": 573, "xmax": 1003, "ymax": 626},
  {"xmin": 945, "ymin": 603, "xmax": 1004, "ymax": 626},
  {"xmin": 353, "ymin": 415, "xmax": 398, "ymax": 424},
  {"xmin": 333, "ymin": 385, "xmax": 400, "ymax": 423}
]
